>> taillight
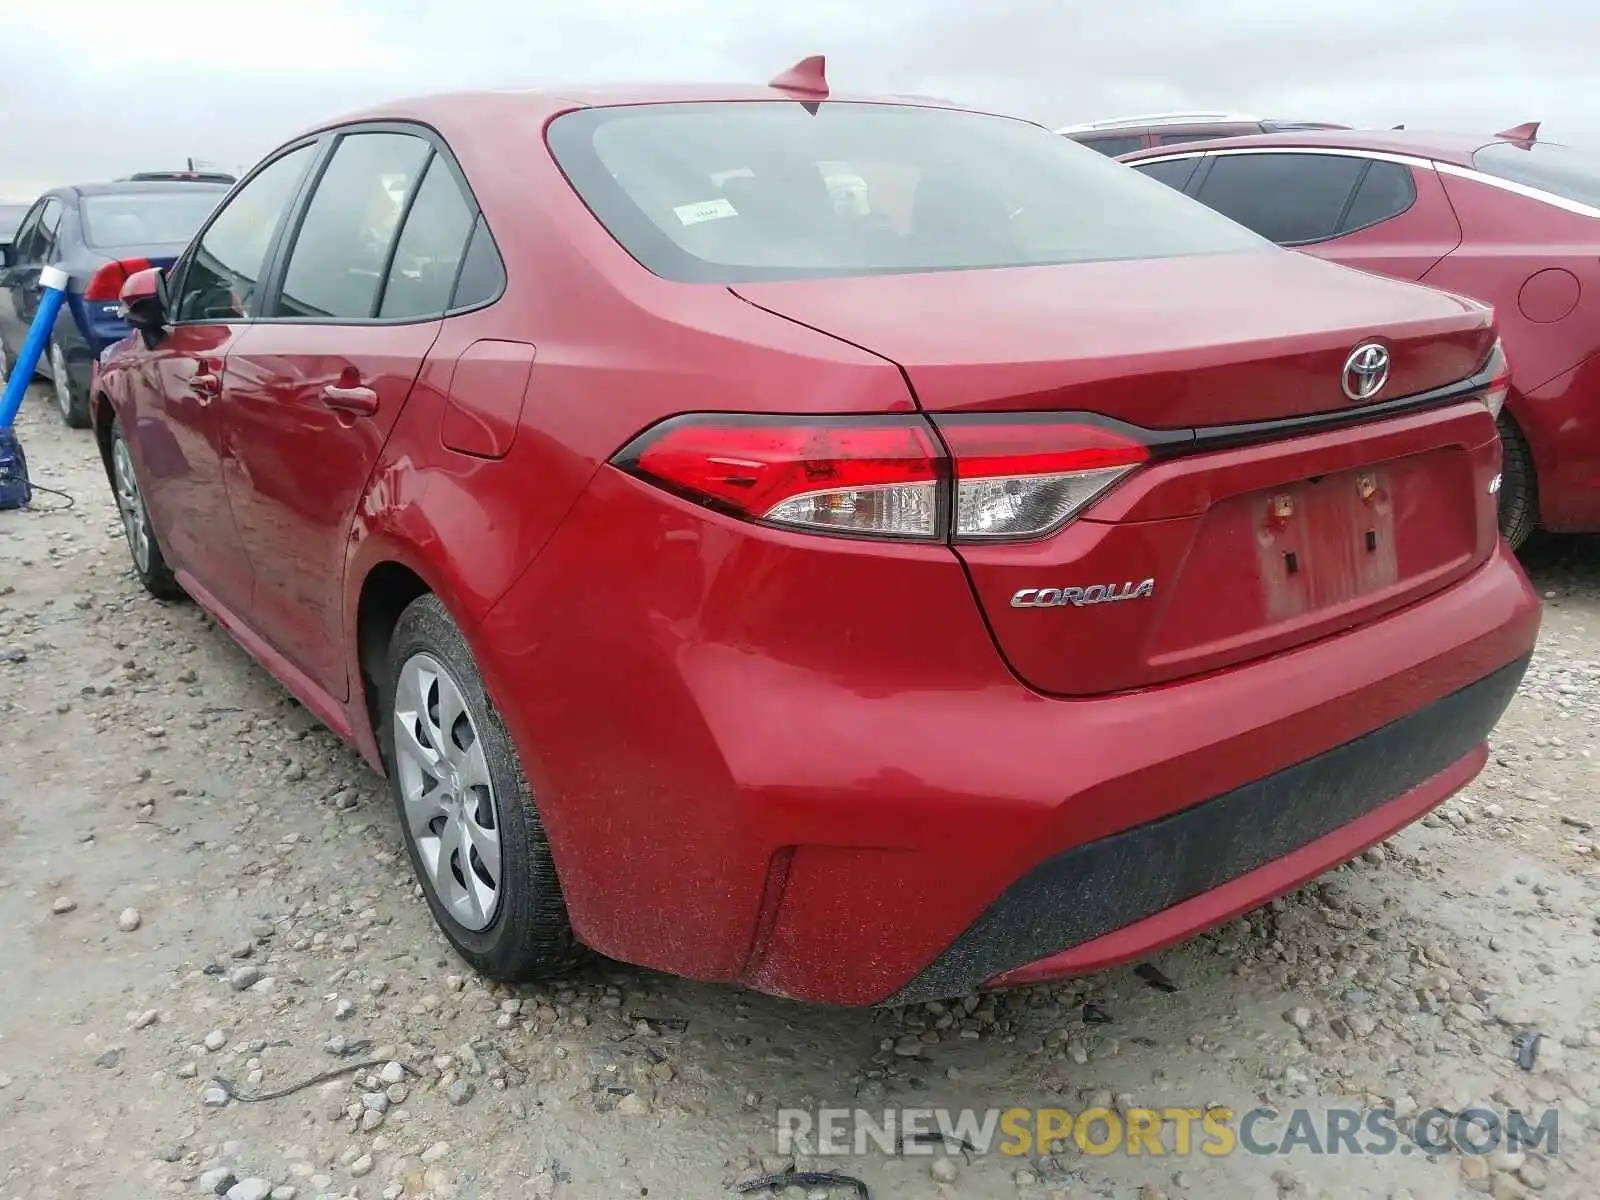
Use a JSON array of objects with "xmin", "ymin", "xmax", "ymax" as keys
[
  {"xmin": 615, "ymin": 415, "xmax": 944, "ymax": 540},
  {"xmin": 1480, "ymin": 339, "xmax": 1511, "ymax": 420},
  {"xmin": 83, "ymin": 258, "xmax": 152, "ymax": 302},
  {"xmin": 934, "ymin": 415, "xmax": 1150, "ymax": 542},
  {"xmin": 612, "ymin": 413, "xmax": 1151, "ymax": 543}
]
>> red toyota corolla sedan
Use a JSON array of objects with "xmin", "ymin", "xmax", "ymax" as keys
[
  {"xmin": 90, "ymin": 62, "xmax": 1539, "ymax": 1006},
  {"xmin": 1120, "ymin": 126, "xmax": 1600, "ymax": 550}
]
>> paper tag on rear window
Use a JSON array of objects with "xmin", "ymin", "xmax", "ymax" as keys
[{"xmin": 674, "ymin": 198, "xmax": 738, "ymax": 226}]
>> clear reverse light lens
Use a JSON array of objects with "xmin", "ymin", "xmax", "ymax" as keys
[
  {"xmin": 763, "ymin": 480, "xmax": 940, "ymax": 538},
  {"xmin": 956, "ymin": 466, "xmax": 1136, "ymax": 540}
]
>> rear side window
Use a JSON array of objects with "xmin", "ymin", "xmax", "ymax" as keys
[
  {"xmin": 1157, "ymin": 131, "xmax": 1231, "ymax": 145},
  {"xmin": 1132, "ymin": 157, "xmax": 1200, "ymax": 192},
  {"xmin": 1337, "ymin": 161, "xmax": 1416, "ymax": 233},
  {"xmin": 1471, "ymin": 141, "xmax": 1600, "ymax": 209},
  {"xmin": 548, "ymin": 102, "xmax": 1268, "ymax": 283},
  {"xmin": 1192, "ymin": 153, "xmax": 1365, "ymax": 245},
  {"xmin": 32, "ymin": 198, "xmax": 64, "ymax": 263},
  {"xmin": 1076, "ymin": 135, "xmax": 1145, "ymax": 156},
  {"xmin": 449, "ymin": 217, "xmax": 507, "ymax": 310},
  {"xmin": 175, "ymin": 144, "xmax": 315, "ymax": 322},
  {"xmin": 377, "ymin": 155, "xmax": 476, "ymax": 319},
  {"xmin": 275, "ymin": 132, "xmax": 432, "ymax": 319}
]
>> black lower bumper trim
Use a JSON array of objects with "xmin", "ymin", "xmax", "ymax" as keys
[{"xmin": 886, "ymin": 653, "xmax": 1530, "ymax": 1006}]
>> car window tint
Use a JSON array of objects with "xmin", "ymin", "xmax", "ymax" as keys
[
  {"xmin": 549, "ymin": 102, "xmax": 1268, "ymax": 284},
  {"xmin": 8, "ymin": 202, "xmax": 45, "ymax": 260},
  {"xmin": 1472, "ymin": 140, "xmax": 1600, "ymax": 209},
  {"xmin": 276, "ymin": 132, "xmax": 431, "ymax": 320},
  {"xmin": 81, "ymin": 190, "xmax": 227, "ymax": 250},
  {"xmin": 1338, "ymin": 161, "xmax": 1416, "ymax": 233},
  {"xmin": 34, "ymin": 198, "xmax": 64, "ymax": 262},
  {"xmin": 1157, "ymin": 131, "xmax": 1230, "ymax": 145},
  {"xmin": 1133, "ymin": 158, "xmax": 1200, "ymax": 192},
  {"xmin": 175, "ymin": 144, "xmax": 316, "ymax": 322},
  {"xmin": 1076, "ymin": 135, "xmax": 1145, "ymax": 157},
  {"xmin": 449, "ymin": 217, "xmax": 507, "ymax": 310},
  {"xmin": 1193, "ymin": 153, "xmax": 1364, "ymax": 244},
  {"xmin": 377, "ymin": 155, "xmax": 475, "ymax": 319}
]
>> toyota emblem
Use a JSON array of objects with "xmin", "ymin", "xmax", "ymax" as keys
[{"xmin": 1342, "ymin": 342, "xmax": 1391, "ymax": 402}]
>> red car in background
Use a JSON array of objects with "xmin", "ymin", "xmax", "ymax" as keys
[
  {"xmin": 90, "ymin": 62, "xmax": 1537, "ymax": 1005},
  {"xmin": 1122, "ymin": 126, "xmax": 1600, "ymax": 549}
]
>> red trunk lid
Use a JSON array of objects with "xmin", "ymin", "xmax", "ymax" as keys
[{"xmin": 734, "ymin": 250, "xmax": 1502, "ymax": 695}]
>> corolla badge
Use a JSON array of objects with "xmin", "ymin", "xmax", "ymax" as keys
[
  {"xmin": 1342, "ymin": 342, "xmax": 1391, "ymax": 402},
  {"xmin": 1011, "ymin": 579, "xmax": 1156, "ymax": 608}
]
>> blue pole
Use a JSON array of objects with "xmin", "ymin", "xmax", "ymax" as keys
[{"xmin": 0, "ymin": 264, "xmax": 70, "ymax": 428}]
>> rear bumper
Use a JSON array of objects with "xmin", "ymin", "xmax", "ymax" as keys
[
  {"xmin": 479, "ymin": 469, "xmax": 1540, "ymax": 1007},
  {"xmin": 903, "ymin": 652, "xmax": 1524, "ymax": 1003}
]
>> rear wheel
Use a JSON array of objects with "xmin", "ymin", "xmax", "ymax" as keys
[
  {"xmin": 50, "ymin": 340, "xmax": 90, "ymax": 428},
  {"xmin": 110, "ymin": 415, "xmax": 183, "ymax": 600},
  {"xmin": 382, "ymin": 594, "xmax": 580, "ymax": 982},
  {"xmin": 1496, "ymin": 414, "xmax": 1537, "ymax": 552}
]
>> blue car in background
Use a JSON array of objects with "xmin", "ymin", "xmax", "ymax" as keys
[{"xmin": 0, "ymin": 179, "xmax": 229, "ymax": 427}]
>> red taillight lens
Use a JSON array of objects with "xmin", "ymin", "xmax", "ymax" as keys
[
  {"xmin": 615, "ymin": 415, "xmax": 945, "ymax": 539},
  {"xmin": 1480, "ymin": 339, "xmax": 1511, "ymax": 420},
  {"xmin": 613, "ymin": 413, "xmax": 1151, "ymax": 543},
  {"xmin": 84, "ymin": 258, "xmax": 153, "ymax": 302},
  {"xmin": 935, "ymin": 416, "xmax": 1150, "ymax": 542}
]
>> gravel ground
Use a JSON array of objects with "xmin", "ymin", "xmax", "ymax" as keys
[{"xmin": 2, "ymin": 383, "xmax": 1598, "ymax": 1200}]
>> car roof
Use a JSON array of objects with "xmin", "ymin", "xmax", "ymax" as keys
[
  {"xmin": 1118, "ymin": 128, "xmax": 1500, "ymax": 166},
  {"xmin": 296, "ymin": 82, "xmax": 974, "ymax": 140}
]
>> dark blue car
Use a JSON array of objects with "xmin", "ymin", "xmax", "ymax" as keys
[{"xmin": 0, "ymin": 180, "xmax": 229, "ymax": 426}]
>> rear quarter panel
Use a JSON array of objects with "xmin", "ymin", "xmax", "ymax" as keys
[{"xmin": 1423, "ymin": 174, "xmax": 1600, "ymax": 529}]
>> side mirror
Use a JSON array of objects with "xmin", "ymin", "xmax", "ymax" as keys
[
  {"xmin": 0, "ymin": 243, "xmax": 13, "ymax": 268},
  {"xmin": 119, "ymin": 266, "xmax": 170, "ymax": 346}
]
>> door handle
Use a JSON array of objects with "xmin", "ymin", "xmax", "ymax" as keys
[
  {"xmin": 190, "ymin": 371, "xmax": 222, "ymax": 403},
  {"xmin": 321, "ymin": 384, "xmax": 378, "ymax": 415}
]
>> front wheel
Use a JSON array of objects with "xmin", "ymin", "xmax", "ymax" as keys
[
  {"xmin": 381, "ymin": 594, "xmax": 580, "ymax": 982},
  {"xmin": 110, "ymin": 415, "xmax": 183, "ymax": 600},
  {"xmin": 1496, "ymin": 414, "xmax": 1538, "ymax": 552}
]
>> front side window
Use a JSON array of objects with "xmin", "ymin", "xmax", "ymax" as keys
[
  {"xmin": 1472, "ymin": 140, "xmax": 1600, "ymax": 210},
  {"xmin": 175, "ymin": 144, "xmax": 316, "ymax": 322},
  {"xmin": 274, "ymin": 132, "xmax": 431, "ymax": 320},
  {"xmin": 548, "ymin": 102, "xmax": 1269, "ymax": 283},
  {"xmin": 1192, "ymin": 153, "xmax": 1365, "ymax": 245},
  {"xmin": 6, "ymin": 201, "xmax": 45, "ymax": 261},
  {"xmin": 82, "ymin": 190, "xmax": 227, "ymax": 251}
]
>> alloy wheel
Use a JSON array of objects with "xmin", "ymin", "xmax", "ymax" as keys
[
  {"xmin": 392, "ymin": 652, "xmax": 503, "ymax": 931},
  {"xmin": 111, "ymin": 436, "xmax": 151, "ymax": 574}
]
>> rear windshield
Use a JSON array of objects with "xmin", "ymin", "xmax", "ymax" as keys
[
  {"xmin": 547, "ymin": 101, "xmax": 1270, "ymax": 282},
  {"xmin": 1471, "ymin": 141, "xmax": 1600, "ymax": 210},
  {"xmin": 81, "ymin": 189, "xmax": 228, "ymax": 249}
]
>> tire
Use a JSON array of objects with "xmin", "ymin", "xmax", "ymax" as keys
[
  {"xmin": 381, "ymin": 594, "xmax": 580, "ymax": 982},
  {"xmin": 1496, "ymin": 413, "xmax": 1538, "ymax": 552},
  {"xmin": 109, "ymin": 415, "xmax": 184, "ymax": 600},
  {"xmin": 50, "ymin": 339, "xmax": 91, "ymax": 429}
]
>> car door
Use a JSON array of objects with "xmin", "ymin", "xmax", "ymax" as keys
[
  {"xmin": 120, "ymin": 142, "xmax": 320, "ymax": 614},
  {"xmin": 0, "ymin": 199, "xmax": 45, "ymax": 349},
  {"xmin": 2, "ymin": 197, "xmax": 62, "ymax": 346},
  {"xmin": 219, "ymin": 127, "xmax": 477, "ymax": 700}
]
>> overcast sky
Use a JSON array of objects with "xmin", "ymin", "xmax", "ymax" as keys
[{"xmin": 2, "ymin": 0, "xmax": 1599, "ymax": 199}]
